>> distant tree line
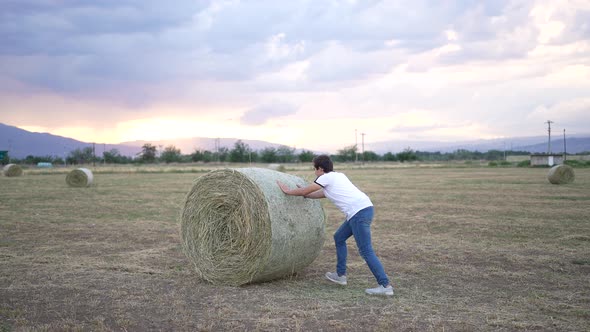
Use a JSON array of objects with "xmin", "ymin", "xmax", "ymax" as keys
[{"xmin": 3, "ymin": 139, "xmax": 563, "ymax": 166}]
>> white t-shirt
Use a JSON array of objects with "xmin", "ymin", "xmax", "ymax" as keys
[{"xmin": 314, "ymin": 171, "xmax": 373, "ymax": 221}]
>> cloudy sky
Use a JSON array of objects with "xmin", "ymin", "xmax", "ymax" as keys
[{"xmin": 1, "ymin": 0, "xmax": 589, "ymax": 153}]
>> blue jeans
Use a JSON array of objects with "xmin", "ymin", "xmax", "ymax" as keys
[{"xmin": 334, "ymin": 206, "xmax": 390, "ymax": 287}]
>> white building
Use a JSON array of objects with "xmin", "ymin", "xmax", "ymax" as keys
[{"xmin": 530, "ymin": 154, "xmax": 564, "ymax": 166}]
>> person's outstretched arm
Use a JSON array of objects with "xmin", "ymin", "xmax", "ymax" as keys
[
  {"xmin": 303, "ymin": 189, "xmax": 325, "ymax": 199},
  {"xmin": 277, "ymin": 181, "xmax": 324, "ymax": 198}
]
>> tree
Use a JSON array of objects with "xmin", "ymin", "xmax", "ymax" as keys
[
  {"xmin": 397, "ymin": 148, "xmax": 417, "ymax": 162},
  {"xmin": 67, "ymin": 147, "xmax": 94, "ymax": 164},
  {"xmin": 229, "ymin": 140, "xmax": 251, "ymax": 163},
  {"xmin": 416, "ymin": 151, "xmax": 446, "ymax": 161},
  {"xmin": 202, "ymin": 150, "xmax": 215, "ymax": 162},
  {"xmin": 452, "ymin": 149, "xmax": 474, "ymax": 160},
  {"xmin": 336, "ymin": 145, "xmax": 357, "ymax": 162},
  {"xmin": 217, "ymin": 147, "xmax": 229, "ymax": 162},
  {"xmin": 249, "ymin": 150, "xmax": 259, "ymax": 163},
  {"xmin": 362, "ymin": 151, "xmax": 380, "ymax": 162},
  {"xmin": 191, "ymin": 149, "xmax": 215, "ymax": 163},
  {"xmin": 160, "ymin": 145, "xmax": 182, "ymax": 163},
  {"xmin": 382, "ymin": 152, "xmax": 397, "ymax": 161},
  {"xmin": 298, "ymin": 149, "xmax": 315, "ymax": 163},
  {"xmin": 276, "ymin": 145, "xmax": 295, "ymax": 163},
  {"xmin": 485, "ymin": 149, "xmax": 504, "ymax": 161},
  {"xmin": 24, "ymin": 155, "xmax": 54, "ymax": 164},
  {"xmin": 103, "ymin": 149, "xmax": 123, "ymax": 163},
  {"xmin": 140, "ymin": 143, "xmax": 157, "ymax": 163},
  {"xmin": 0, "ymin": 151, "xmax": 9, "ymax": 165},
  {"xmin": 260, "ymin": 147, "xmax": 278, "ymax": 163}
]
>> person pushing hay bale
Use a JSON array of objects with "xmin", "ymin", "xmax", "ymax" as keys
[
  {"xmin": 547, "ymin": 164, "xmax": 575, "ymax": 184},
  {"xmin": 3, "ymin": 164, "xmax": 23, "ymax": 177},
  {"xmin": 66, "ymin": 168, "xmax": 94, "ymax": 187},
  {"xmin": 180, "ymin": 167, "xmax": 325, "ymax": 286}
]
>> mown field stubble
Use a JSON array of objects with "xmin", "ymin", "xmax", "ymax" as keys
[{"xmin": 1, "ymin": 165, "xmax": 589, "ymax": 331}]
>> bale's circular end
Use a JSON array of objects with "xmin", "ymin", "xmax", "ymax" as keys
[
  {"xmin": 66, "ymin": 168, "xmax": 94, "ymax": 187},
  {"xmin": 3, "ymin": 164, "xmax": 23, "ymax": 177},
  {"xmin": 180, "ymin": 168, "xmax": 325, "ymax": 286},
  {"xmin": 547, "ymin": 164, "xmax": 575, "ymax": 184},
  {"xmin": 181, "ymin": 169, "xmax": 272, "ymax": 285}
]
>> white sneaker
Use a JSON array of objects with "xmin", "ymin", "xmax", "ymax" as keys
[
  {"xmin": 325, "ymin": 272, "xmax": 347, "ymax": 285},
  {"xmin": 365, "ymin": 285, "xmax": 394, "ymax": 296}
]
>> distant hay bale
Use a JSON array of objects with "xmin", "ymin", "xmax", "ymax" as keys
[
  {"xmin": 180, "ymin": 167, "xmax": 325, "ymax": 286},
  {"xmin": 547, "ymin": 164, "xmax": 575, "ymax": 184},
  {"xmin": 66, "ymin": 168, "xmax": 94, "ymax": 187},
  {"xmin": 3, "ymin": 164, "xmax": 23, "ymax": 177}
]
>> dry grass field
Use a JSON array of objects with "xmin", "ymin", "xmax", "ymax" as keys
[{"xmin": 1, "ymin": 164, "xmax": 589, "ymax": 331}]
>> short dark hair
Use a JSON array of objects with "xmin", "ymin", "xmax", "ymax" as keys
[{"xmin": 313, "ymin": 154, "xmax": 333, "ymax": 172}]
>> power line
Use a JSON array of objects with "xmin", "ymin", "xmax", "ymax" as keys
[
  {"xmin": 361, "ymin": 132, "xmax": 366, "ymax": 164},
  {"xmin": 355, "ymin": 129, "xmax": 358, "ymax": 163}
]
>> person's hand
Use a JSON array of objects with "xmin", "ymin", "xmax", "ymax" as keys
[{"xmin": 276, "ymin": 180, "xmax": 290, "ymax": 194}]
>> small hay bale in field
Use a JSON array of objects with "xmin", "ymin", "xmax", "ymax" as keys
[
  {"xmin": 66, "ymin": 168, "xmax": 94, "ymax": 187},
  {"xmin": 181, "ymin": 167, "xmax": 325, "ymax": 286},
  {"xmin": 547, "ymin": 164, "xmax": 575, "ymax": 184},
  {"xmin": 3, "ymin": 164, "xmax": 23, "ymax": 177}
]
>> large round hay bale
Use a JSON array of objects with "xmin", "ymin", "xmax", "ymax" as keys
[
  {"xmin": 181, "ymin": 167, "xmax": 325, "ymax": 286},
  {"xmin": 547, "ymin": 164, "xmax": 575, "ymax": 184},
  {"xmin": 66, "ymin": 168, "xmax": 94, "ymax": 187},
  {"xmin": 3, "ymin": 164, "xmax": 23, "ymax": 177}
]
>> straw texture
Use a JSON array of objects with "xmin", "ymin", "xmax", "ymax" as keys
[
  {"xmin": 66, "ymin": 168, "xmax": 94, "ymax": 187},
  {"xmin": 3, "ymin": 164, "xmax": 22, "ymax": 177},
  {"xmin": 547, "ymin": 164, "xmax": 575, "ymax": 184},
  {"xmin": 180, "ymin": 168, "xmax": 325, "ymax": 286}
]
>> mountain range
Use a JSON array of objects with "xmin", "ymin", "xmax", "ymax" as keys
[
  {"xmin": 1, "ymin": 122, "xmax": 589, "ymax": 159},
  {"xmin": 370, "ymin": 135, "xmax": 590, "ymax": 154},
  {"xmin": 0, "ymin": 123, "xmax": 295, "ymax": 159}
]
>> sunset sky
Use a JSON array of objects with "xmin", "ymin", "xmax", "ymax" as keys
[{"xmin": 1, "ymin": 1, "xmax": 589, "ymax": 153}]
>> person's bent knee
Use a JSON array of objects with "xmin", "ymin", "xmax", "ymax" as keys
[
  {"xmin": 358, "ymin": 246, "xmax": 375, "ymax": 259},
  {"xmin": 334, "ymin": 233, "xmax": 346, "ymax": 245}
]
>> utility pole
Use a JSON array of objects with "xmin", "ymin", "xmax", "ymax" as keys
[
  {"xmin": 361, "ymin": 132, "xmax": 366, "ymax": 165},
  {"xmin": 7, "ymin": 139, "xmax": 11, "ymax": 163},
  {"xmin": 215, "ymin": 138, "xmax": 220, "ymax": 163},
  {"xmin": 563, "ymin": 129, "xmax": 567, "ymax": 161},
  {"xmin": 546, "ymin": 120, "xmax": 554, "ymax": 154}
]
